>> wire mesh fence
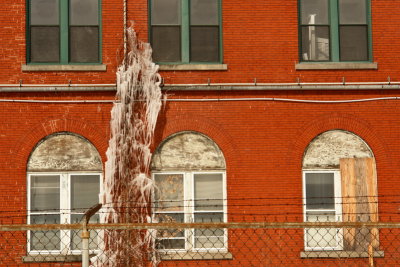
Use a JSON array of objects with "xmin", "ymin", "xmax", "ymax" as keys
[{"xmin": 1, "ymin": 219, "xmax": 400, "ymax": 266}]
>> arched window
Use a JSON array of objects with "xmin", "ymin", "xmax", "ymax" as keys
[
  {"xmin": 27, "ymin": 133, "xmax": 102, "ymax": 253},
  {"xmin": 151, "ymin": 132, "xmax": 227, "ymax": 251},
  {"xmin": 302, "ymin": 130, "xmax": 378, "ymax": 252}
]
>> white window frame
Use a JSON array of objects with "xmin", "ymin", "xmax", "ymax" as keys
[
  {"xmin": 27, "ymin": 172, "xmax": 102, "ymax": 255},
  {"xmin": 152, "ymin": 171, "xmax": 227, "ymax": 253},
  {"xmin": 302, "ymin": 170, "xmax": 343, "ymax": 251}
]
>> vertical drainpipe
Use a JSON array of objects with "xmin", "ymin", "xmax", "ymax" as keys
[{"xmin": 123, "ymin": 0, "xmax": 127, "ymax": 57}]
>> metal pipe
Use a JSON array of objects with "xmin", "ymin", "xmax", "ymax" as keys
[
  {"xmin": 0, "ymin": 96, "xmax": 399, "ymax": 104},
  {"xmin": 163, "ymin": 96, "xmax": 400, "ymax": 104},
  {"xmin": 163, "ymin": 84, "xmax": 400, "ymax": 91},
  {"xmin": 0, "ymin": 80, "xmax": 400, "ymax": 88},
  {"xmin": 81, "ymin": 204, "xmax": 102, "ymax": 267},
  {"xmin": 0, "ymin": 83, "xmax": 400, "ymax": 92},
  {"xmin": 0, "ymin": 221, "xmax": 399, "ymax": 231},
  {"xmin": 0, "ymin": 86, "xmax": 116, "ymax": 93},
  {"xmin": 165, "ymin": 81, "xmax": 400, "ymax": 86},
  {"xmin": 123, "ymin": 0, "xmax": 127, "ymax": 57},
  {"xmin": 0, "ymin": 99, "xmax": 116, "ymax": 103},
  {"xmin": 0, "ymin": 84, "xmax": 399, "ymax": 92},
  {"xmin": 81, "ymin": 230, "xmax": 90, "ymax": 267},
  {"xmin": 0, "ymin": 84, "xmax": 116, "ymax": 87}
]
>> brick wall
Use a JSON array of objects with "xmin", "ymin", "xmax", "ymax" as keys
[
  {"xmin": 0, "ymin": 1, "xmax": 399, "ymax": 84},
  {"xmin": 0, "ymin": 0, "xmax": 399, "ymax": 265}
]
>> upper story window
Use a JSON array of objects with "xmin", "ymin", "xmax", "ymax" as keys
[
  {"xmin": 150, "ymin": 0, "xmax": 221, "ymax": 64},
  {"xmin": 27, "ymin": 133, "xmax": 102, "ymax": 254},
  {"xmin": 299, "ymin": 0, "xmax": 371, "ymax": 62},
  {"xmin": 28, "ymin": 0, "xmax": 101, "ymax": 64}
]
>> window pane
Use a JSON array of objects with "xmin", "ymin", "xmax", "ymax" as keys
[
  {"xmin": 154, "ymin": 174, "xmax": 184, "ymax": 211},
  {"xmin": 71, "ymin": 174, "xmax": 100, "ymax": 212},
  {"xmin": 306, "ymin": 227, "xmax": 339, "ymax": 248},
  {"xmin": 30, "ymin": 26, "xmax": 60, "ymax": 63},
  {"xmin": 301, "ymin": 26, "xmax": 329, "ymax": 61},
  {"xmin": 194, "ymin": 213, "xmax": 224, "ymax": 237},
  {"xmin": 195, "ymin": 236, "xmax": 224, "ymax": 249},
  {"xmin": 70, "ymin": 0, "xmax": 99, "ymax": 25},
  {"xmin": 30, "ymin": 214, "xmax": 60, "ymax": 251},
  {"xmin": 30, "ymin": 0, "xmax": 59, "ymax": 25},
  {"xmin": 151, "ymin": 0, "xmax": 181, "ymax": 25},
  {"xmin": 340, "ymin": 25, "xmax": 368, "ymax": 61},
  {"xmin": 152, "ymin": 26, "xmax": 181, "ymax": 62},
  {"xmin": 156, "ymin": 239, "xmax": 185, "ymax": 250},
  {"xmin": 301, "ymin": 0, "xmax": 329, "ymax": 24},
  {"xmin": 339, "ymin": 0, "xmax": 367, "ymax": 24},
  {"xmin": 156, "ymin": 213, "xmax": 184, "ymax": 238},
  {"xmin": 194, "ymin": 173, "xmax": 223, "ymax": 211},
  {"xmin": 305, "ymin": 173, "xmax": 335, "ymax": 210},
  {"xmin": 71, "ymin": 214, "xmax": 99, "ymax": 251},
  {"xmin": 30, "ymin": 175, "xmax": 60, "ymax": 211},
  {"xmin": 190, "ymin": 26, "xmax": 219, "ymax": 62},
  {"xmin": 191, "ymin": 0, "xmax": 219, "ymax": 25},
  {"xmin": 70, "ymin": 26, "xmax": 99, "ymax": 63},
  {"xmin": 305, "ymin": 212, "xmax": 338, "ymax": 248}
]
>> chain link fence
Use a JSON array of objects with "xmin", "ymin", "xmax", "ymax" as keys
[{"xmin": 0, "ymin": 219, "xmax": 400, "ymax": 266}]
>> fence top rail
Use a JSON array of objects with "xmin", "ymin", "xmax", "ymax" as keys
[{"xmin": 1, "ymin": 221, "xmax": 400, "ymax": 231}]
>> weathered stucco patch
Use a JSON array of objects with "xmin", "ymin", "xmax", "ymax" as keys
[
  {"xmin": 28, "ymin": 133, "xmax": 102, "ymax": 172},
  {"xmin": 151, "ymin": 132, "xmax": 225, "ymax": 171},
  {"xmin": 303, "ymin": 130, "xmax": 373, "ymax": 169}
]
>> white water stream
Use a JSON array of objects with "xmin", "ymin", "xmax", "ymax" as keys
[{"xmin": 91, "ymin": 25, "xmax": 162, "ymax": 266}]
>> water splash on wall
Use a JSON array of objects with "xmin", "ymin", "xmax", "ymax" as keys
[{"xmin": 91, "ymin": 25, "xmax": 162, "ymax": 266}]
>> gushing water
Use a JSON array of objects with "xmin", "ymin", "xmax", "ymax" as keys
[{"xmin": 91, "ymin": 25, "xmax": 162, "ymax": 266}]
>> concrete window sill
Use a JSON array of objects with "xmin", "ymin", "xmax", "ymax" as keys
[
  {"xmin": 295, "ymin": 62, "xmax": 378, "ymax": 70},
  {"xmin": 159, "ymin": 251, "xmax": 233, "ymax": 260},
  {"xmin": 158, "ymin": 64, "xmax": 228, "ymax": 71},
  {"xmin": 23, "ymin": 254, "xmax": 89, "ymax": 262},
  {"xmin": 21, "ymin": 64, "xmax": 107, "ymax": 72},
  {"xmin": 300, "ymin": 250, "xmax": 384, "ymax": 258}
]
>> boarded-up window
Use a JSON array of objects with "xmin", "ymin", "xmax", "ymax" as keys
[
  {"xmin": 303, "ymin": 130, "xmax": 378, "ymax": 252},
  {"xmin": 340, "ymin": 157, "xmax": 379, "ymax": 251}
]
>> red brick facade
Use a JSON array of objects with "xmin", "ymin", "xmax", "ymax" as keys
[{"xmin": 0, "ymin": 0, "xmax": 400, "ymax": 265}]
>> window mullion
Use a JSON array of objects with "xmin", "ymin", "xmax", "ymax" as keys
[
  {"xmin": 185, "ymin": 172, "xmax": 193, "ymax": 249},
  {"xmin": 59, "ymin": 0, "xmax": 69, "ymax": 63},
  {"xmin": 330, "ymin": 0, "xmax": 340, "ymax": 61},
  {"xmin": 181, "ymin": 0, "xmax": 190, "ymax": 63},
  {"xmin": 366, "ymin": 0, "xmax": 372, "ymax": 61},
  {"xmin": 60, "ymin": 173, "xmax": 70, "ymax": 253},
  {"xmin": 334, "ymin": 171, "xmax": 342, "ymax": 221}
]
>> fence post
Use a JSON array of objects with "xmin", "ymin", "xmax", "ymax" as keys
[
  {"xmin": 368, "ymin": 243, "xmax": 374, "ymax": 267},
  {"xmin": 81, "ymin": 204, "xmax": 102, "ymax": 267},
  {"xmin": 81, "ymin": 229, "xmax": 90, "ymax": 267}
]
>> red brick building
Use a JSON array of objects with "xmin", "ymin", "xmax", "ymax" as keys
[{"xmin": 0, "ymin": 0, "xmax": 400, "ymax": 265}]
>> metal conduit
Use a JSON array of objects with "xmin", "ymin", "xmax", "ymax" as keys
[
  {"xmin": 0, "ymin": 99, "xmax": 116, "ymax": 103},
  {"xmin": 163, "ymin": 96, "xmax": 400, "ymax": 104},
  {"xmin": 0, "ymin": 80, "xmax": 400, "ymax": 88},
  {"xmin": 0, "ymin": 96, "xmax": 399, "ymax": 104}
]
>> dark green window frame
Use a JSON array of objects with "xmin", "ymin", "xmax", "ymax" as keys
[
  {"xmin": 299, "ymin": 0, "xmax": 372, "ymax": 62},
  {"xmin": 150, "ymin": 0, "xmax": 222, "ymax": 64},
  {"xmin": 27, "ymin": 0, "xmax": 102, "ymax": 64}
]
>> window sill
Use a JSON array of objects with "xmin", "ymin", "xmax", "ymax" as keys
[
  {"xmin": 159, "ymin": 251, "xmax": 233, "ymax": 260},
  {"xmin": 158, "ymin": 64, "xmax": 228, "ymax": 71},
  {"xmin": 300, "ymin": 250, "xmax": 384, "ymax": 258},
  {"xmin": 22, "ymin": 254, "xmax": 96, "ymax": 262},
  {"xmin": 21, "ymin": 64, "xmax": 107, "ymax": 72},
  {"xmin": 295, "ymin": 62, "xmax": 378, "ymax": 70}
]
